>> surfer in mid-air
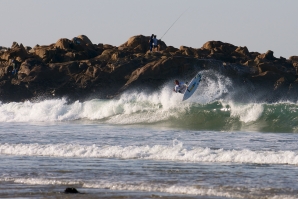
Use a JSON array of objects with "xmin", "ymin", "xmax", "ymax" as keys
[
  {"xmin": 173, "ymin": 80, "xmax": 187, "ymax": 93},
  {"xmin": 173, "ymin": 73, "xmax": 202, "ymax": 101}
]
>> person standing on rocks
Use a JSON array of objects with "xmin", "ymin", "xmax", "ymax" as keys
[
  {"xmin": 149, "ymin": 34, "xmax": 154, "ymax": 52},
  {"xmin": 11, "ymin": 58, "xmax": 18, "ymax": 76},
  {"xmin": 153, "ymin": 35, "xmax": 158, "ymax": 52},
  {"xmin": 73, "ymin": 37, "xmax": 80, "ymax": 45}
]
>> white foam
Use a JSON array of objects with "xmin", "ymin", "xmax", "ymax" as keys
[
  {"xmin": 0, "ymin": 70, "xmax": 233, "ymax": 124},
  {"xmin": 0, "ymin": 93, "xmax": 186, "ymax": 123},
  {"xmin": 1, "ymin": 143, "xmax": 298, "ymax": 165},
  {"xmin": 1, "ymin": 177, "xmax": 295, "ymax": 199},
  {"xmin": 0, "ymin": 177, "xmax": 245, "ymax": 198},
  {"xmin": 0, "ymin": 98, "xmax": 82, "ymax": 122},
  {"xmin": 222, "ymin": 101, "xmax": 264, "ymax": 123},
  {"xmin": 84, "ymin": 181, "xmax": 241, "ymax": 198}
]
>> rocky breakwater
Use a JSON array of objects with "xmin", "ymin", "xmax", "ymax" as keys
[{"xmin": 0, "ymin": 35, "xmax": 297, "ymax": 102}]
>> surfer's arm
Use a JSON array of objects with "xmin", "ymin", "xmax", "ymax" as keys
[{"xmin": 173, "ymin": 85, "xmax": 178, "ymax": 93}]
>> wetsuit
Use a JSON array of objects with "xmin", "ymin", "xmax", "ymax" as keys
[{"xmin": 174, "ymin": 82, "xmax": 187, "ymax": 93}]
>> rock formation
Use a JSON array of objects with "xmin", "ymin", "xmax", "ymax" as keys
[{"xmin": 0, "ymin": 34, "xmax": 297, "ymax": 102}]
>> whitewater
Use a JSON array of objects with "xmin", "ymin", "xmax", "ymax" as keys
[{"xmin": 1, "ymin": 70, "xmax": 298, "ymax": 198}]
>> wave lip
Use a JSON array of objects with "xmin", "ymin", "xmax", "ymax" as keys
[{"xmin": 1, "ymin": 143, "xmax": 298, "ymax": 165}]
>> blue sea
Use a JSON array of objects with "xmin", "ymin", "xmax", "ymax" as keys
[{"xmin": 0, "ymin": 70, "xmax": 298, "ymax": 198}]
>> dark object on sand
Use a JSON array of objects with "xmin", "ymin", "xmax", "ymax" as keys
[{"xmin": 64, "ymin": 187, "xmax": 80, "ymax": 194}]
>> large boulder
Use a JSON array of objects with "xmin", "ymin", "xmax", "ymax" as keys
[
  {"xmin": 289, "ymin": 56, "xmax": 298, "ymax": 62},
  {"xmin": 258, "ymin": 50, "xmax": 276, "ymax": 60},
  {"xmin": 120, "ymin": 35, "xmax": 149, "ymax": 53},
  {"xmin": 202, "ymin": 41, "xmax": 237, "ymax": 54},
  {"xmin": 55, "ymin": 38, "xmax": 71, "ymax": 50},
  {"xmin": 33, "ymin": 46, "xmax": 49, "ymax": 60},
  {"xmin": 33, "ymin": 44, "xmax": 65, "ymax": 63},
  {"xmin": 202, "ymin": 41, "xmax": 223, "ymax": 50},
  {"xmin": 202, "ymin": 41, "xmax": 239, "ymax": 62},
  {"xmin": 234, "ymin": 46, "xmax": 251, "ymax": 58},
  {"xmin": 17, "ymin": 58, "xmax": 50, "ymax": 82}
]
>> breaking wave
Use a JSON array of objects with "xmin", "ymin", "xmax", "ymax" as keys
[
  {"xmin": 1, "ymin": 142, "xmax": 298, "ymax": 165},
  {"xmin": 0, "ymin": 70, "xmax": 297, "ymax": 133},
  {"xmin": 1, "ymin": 177, "xmax": 295, "ymax": 199}
]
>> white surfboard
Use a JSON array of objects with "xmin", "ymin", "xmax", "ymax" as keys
[{"xmin": 182, "ymin": 73, "xmax": 202, "ymax": 101}]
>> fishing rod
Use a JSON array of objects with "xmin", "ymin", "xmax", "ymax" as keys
[{"xmin": 160, "ymin": 7, "xmax": 190, "ymax": 40}]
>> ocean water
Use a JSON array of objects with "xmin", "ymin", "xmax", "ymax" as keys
[{"xmin": 0, "ymin": 70, "xmax": 298, "ymax": 198}]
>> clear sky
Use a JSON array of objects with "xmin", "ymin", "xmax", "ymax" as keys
[{"xmin": 1, "ymin": 0, "xmax": 297, "ymax": 58}]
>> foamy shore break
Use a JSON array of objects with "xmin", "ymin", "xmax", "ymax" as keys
[{"xmin": 0, "ymin": 35, "xmax": 298, "ymax": 102}]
